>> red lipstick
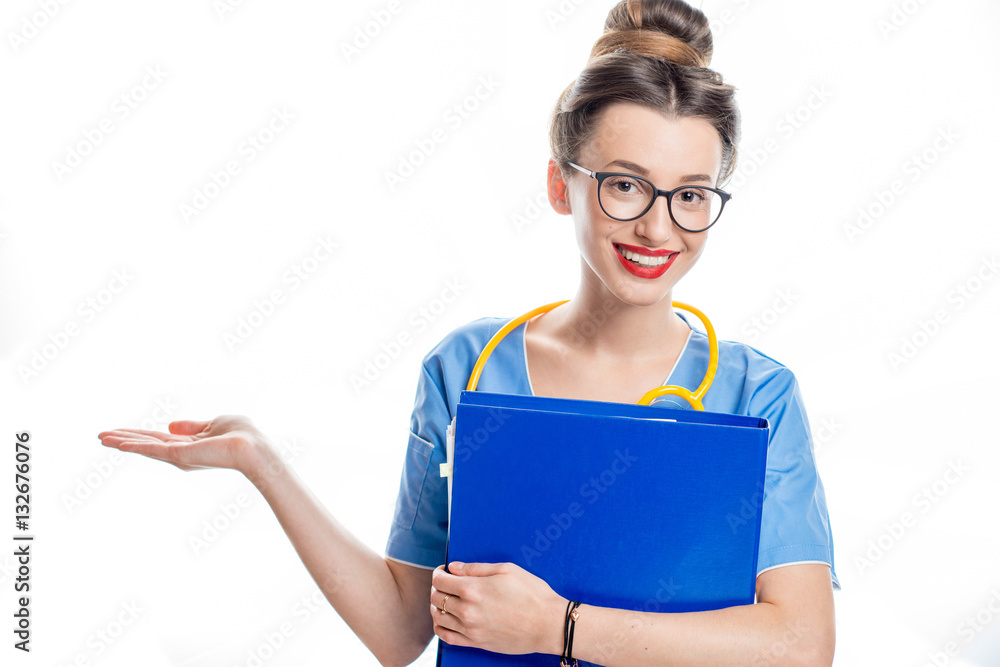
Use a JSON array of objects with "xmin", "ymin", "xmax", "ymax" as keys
[{"xmin": 614, "ymin": 243, "xmax": 678, "ymax": 279}]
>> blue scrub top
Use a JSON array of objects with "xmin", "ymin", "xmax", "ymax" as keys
[{"xmin": 384, "ymin": 311, "xmax": 841, "ymax": 591}]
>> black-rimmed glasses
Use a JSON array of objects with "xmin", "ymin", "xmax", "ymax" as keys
[{"xmin": 568, "ymin": 162, "xmax": 732, "ymax": 232}]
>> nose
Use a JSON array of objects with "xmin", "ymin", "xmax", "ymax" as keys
[{"xmin": 634, "ymin": 193, "xmax": 675, "ymax": 245}]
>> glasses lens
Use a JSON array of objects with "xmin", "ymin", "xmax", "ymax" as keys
[
  {"xmin": 670, "ymin": 187, "xmax": 723, "ymax": 231},
  {"xmin": 598, "ymin": 175, "xmax": 655, "ymax": 221}
]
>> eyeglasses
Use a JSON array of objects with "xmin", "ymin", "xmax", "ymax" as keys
[{"xmin": 568, "ymin": 162, "xmax": 732, "ymax": 232}]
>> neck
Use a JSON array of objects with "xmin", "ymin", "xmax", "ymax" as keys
[{"xmin": 554, "ymin": 263, "xmax": 687, "ymax": 361}]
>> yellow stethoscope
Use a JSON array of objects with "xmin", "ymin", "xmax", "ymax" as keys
[{"xmin": 465, "ymin": 299, "xmax": 719, "ymax": 410}]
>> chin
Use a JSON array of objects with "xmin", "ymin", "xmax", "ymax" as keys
[{"xmin": 609, "ymin": 281, "xmax": 674, "ymax": 307}]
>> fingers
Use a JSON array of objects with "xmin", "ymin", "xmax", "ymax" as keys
[
  {"xmin": 432, "ymin": 565, "xmax": 475, "ymax": 601},
  {"xmin": 430, "ymin": 589, "xmax": 463, "ymax": 622},
  {"xmin": 168, "ymin": 420, "xmax": 211, "ymax": 436},
  {"xmin": 102, "ymin": 427, "xmax": 172, "ymax": 439},
  {"xmin": 432, "ymin": 621, "xmax": 470, "ymax": 648},
  {"xmin": 114, "ymin": 441, "xmax": 203, "ymax": 472},
  {"xmin": 111, "ymin": 434, "xmax": 229, "ymax": 469},
  {"xmin": 99, "ymin": 429, "xmax": 187, "ymax": 447},
  {"xmin": 114, "ymin": 439, "xmax": 181, "ymax": 460},
  {"xmin": 448, "ymin": 561, "xmax": 511, "ymax": 577}
]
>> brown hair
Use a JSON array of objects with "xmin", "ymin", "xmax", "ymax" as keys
[{"xmin": 549, "ymin": 0, "xmax": 740, "ymax": 187}]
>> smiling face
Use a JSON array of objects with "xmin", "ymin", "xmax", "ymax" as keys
[{"xmin": 548, "ymin": 102, "xmax": 724, "ymax": 307}]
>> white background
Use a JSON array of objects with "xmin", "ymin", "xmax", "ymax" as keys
[{"xmin": 2, "ymin": 0, "xmax": 999, "ymax": 665}]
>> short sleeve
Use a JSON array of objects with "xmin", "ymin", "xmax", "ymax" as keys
[
  {"xmin": 751, "ymin": 368, "xmax": 841, "ymax": 591},
  {"xmin": 384, "ymin": 361, "xmax": 451, "ymax": 569}
]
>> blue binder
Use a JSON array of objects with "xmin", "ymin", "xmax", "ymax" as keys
[{"xmin": 435, "ymin": 301, "xmax": 770, "ymax": 666}]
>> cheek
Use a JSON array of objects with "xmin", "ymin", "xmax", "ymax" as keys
[{"xmin": 678, "ymin": 235, "xmax": 708, "ymax": 271}]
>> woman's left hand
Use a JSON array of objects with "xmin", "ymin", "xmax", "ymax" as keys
[{"xmin": 430, "ymin": 561, "xmax": 567, "ymax": 656}]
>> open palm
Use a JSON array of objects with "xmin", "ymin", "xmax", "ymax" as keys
[{"xmin": 98, "ymin": 414, "xmax": 267, "ymax": 475}]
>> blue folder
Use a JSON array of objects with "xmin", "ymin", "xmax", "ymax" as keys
[{"xmin": 436, "ymin": 390, "xmax": 770, "ymax": 667}]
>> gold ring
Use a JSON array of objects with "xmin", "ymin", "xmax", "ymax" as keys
[{"xmin": 440, "ymin": 594, "xmax": 451, "ymax": 615}]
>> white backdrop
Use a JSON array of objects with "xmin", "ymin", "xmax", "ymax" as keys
[{"xmin": 2, "ymin": 0, "xmax": 999, "ymax": 665}]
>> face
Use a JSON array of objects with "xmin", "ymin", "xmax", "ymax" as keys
[{"xmin": 547, "ymin": 102, "xmax": 724, "ymax": 307}]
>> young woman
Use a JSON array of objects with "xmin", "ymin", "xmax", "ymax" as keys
[{"xmin": 99, "ymin": 1, "xmax": 838, "ymax": 664}]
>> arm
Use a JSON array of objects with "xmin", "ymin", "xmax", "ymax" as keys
[
  {"xmin": 560, "ymin": 562, "xmax": 835, "ymax": 666},
  {"xmin": 99, "ymin": 416, "xmax": 435, "ymax": 667},
  {"xmin": 248, "ymin": 444, "xmax": 436, "ymax": 667},
  {"xmin": 430, "ymin": 561, "xmax": 834, "ymax": 666}
]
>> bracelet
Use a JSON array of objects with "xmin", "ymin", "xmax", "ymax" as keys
[{"xmin": 561, "ymin": 599, "xmax": 582, "ymax": 666}]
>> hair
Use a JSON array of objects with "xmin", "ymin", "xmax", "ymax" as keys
[{"xmin": 549, "ymin": 0, "xmax": 741, "ymax": 188}]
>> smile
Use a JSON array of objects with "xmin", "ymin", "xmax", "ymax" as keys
[
  {"xmin": 614, "ymin": 244, "xmax": 674, "ymax": 266},
  {"xmin": 613, "ymin": 243, "xmax": 678, "ymax": 279}
]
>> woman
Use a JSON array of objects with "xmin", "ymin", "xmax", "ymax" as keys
[{"xmin": 99, "ymin": 1, "xmax": 838, "ymax": 664}]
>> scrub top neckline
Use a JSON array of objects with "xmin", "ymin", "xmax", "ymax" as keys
[{"xmin": 520, "ymin": 310, "xmax": 696, "ymax": 398}]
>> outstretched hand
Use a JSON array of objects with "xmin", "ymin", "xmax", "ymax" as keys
[
  {"xmin": 98, "ymin": 414, "xmax": 274, "ymax": 478},
  {"xmin": 430, "ymin": 561, "xmax": 566, "ymax": 657}
]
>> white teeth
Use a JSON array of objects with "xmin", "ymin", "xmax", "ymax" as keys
[{"xmin": 617, "ymin": 244, "xmax": 671, "ymax": 267}]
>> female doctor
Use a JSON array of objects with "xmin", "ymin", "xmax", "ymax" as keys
[{"xmin": 99, "ymin": 0, "xmax": 838, "ymax": 664}]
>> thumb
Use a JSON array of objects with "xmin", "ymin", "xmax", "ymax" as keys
[
  {"xmin": 449, "ymin": 562, "xmax": 507, "ymax": 577},
  {"xmin": 168, "ymin": 420, "xmax": 210, "ymax": 436}
]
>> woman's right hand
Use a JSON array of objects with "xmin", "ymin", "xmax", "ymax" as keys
[
  {"xmin": 100, "ymin": 413, "xmax": 437, "ymax": 664},
  {"xmin": 98, "ymin": 414, "xmax": 278, "ymax": 481}
]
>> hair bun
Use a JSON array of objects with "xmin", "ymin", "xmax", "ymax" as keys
[{"xmin": 591, "ymin": 0, "xmax": 713, "ymax": 68}]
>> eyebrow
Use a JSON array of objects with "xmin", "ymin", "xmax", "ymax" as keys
[{"xmin": 604, "ymin": 159, "xmax": 714, "ymax": 185}]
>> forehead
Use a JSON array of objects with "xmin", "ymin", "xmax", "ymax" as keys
[{"xmin": 581, "ymin": 102, "xmax": 722, "ymax": 182}]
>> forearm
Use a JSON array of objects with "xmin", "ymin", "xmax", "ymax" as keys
[
  {"xmin": 245, "ymin": 446, "xmax": 429, "ymax": 667},
  {"xmin": 556, "ymin": 600, "xmax": 829, "ymax": 667}
]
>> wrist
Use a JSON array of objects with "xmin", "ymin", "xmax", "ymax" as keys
[
  {"xmin": 241, "ymin": 439, "xmax": 287, "ymax": 490},
  {"xmin": 545, "ymin": 593, "xmax": 570, "ymax": 656}
]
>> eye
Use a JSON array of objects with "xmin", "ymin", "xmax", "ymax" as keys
[
  {"xmin": 674, "ymin": 188, "xmax": 711, "ymax": 208},
  {"xmin": 604, "ymin": 176, "xmax": 647, "ymax": 197}
]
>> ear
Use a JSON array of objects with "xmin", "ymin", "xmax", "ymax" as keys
[{"xmin": 547, "ymin": 159, "xmax": 573, "ymax": 216}]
